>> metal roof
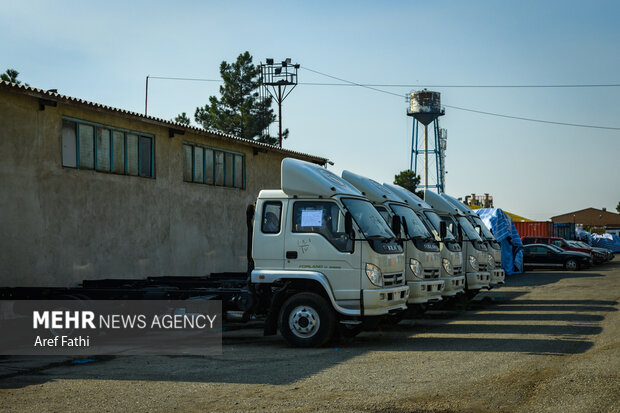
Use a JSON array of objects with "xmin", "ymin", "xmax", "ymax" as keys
[{"xmin": 0, "ymin": 80, "xmax": 327, "ymax": 165}]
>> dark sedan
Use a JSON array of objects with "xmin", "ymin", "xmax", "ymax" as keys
[{"xmin": 523, "ymin": 244, "xmax": 592, "ymax": 271}]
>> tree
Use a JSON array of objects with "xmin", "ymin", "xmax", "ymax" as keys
[
  {"xmin": 616, "ymin": 201, "xmax": 620, "ymax": 214},
  {"xmin": 394, "ymin": 170, "xmax": 423, "ymax": 198},
  {"xmin": 1, "ymin": 69, "xmax": 28, "ymax": 86},
  {"xmin": 194, "ymin": 52, "xmax": 278, "ymax": 145},
  {"xmin": 173, "ymin": 112, "xmax": 191, "ymax": 126}
]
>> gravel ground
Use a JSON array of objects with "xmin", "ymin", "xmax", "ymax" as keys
[{"xmin": 1, "ymin": 261, "xmax": 619, "ymax": 412}]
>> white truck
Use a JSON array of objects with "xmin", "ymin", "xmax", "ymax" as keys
[
  {"xmin": 341, "ymin": 171, "xmax": 444, "ymax": 307},
  {"xmin": 440, "ymin": 193, "xmax": 505, "ymax": 288},
  {"xmin": 384, "ymin": 184, "xmax": 466, "ymax": 299},
  {"xmin": 423, "ymin": 190, "xmax": 491, "ymax": 297},
  {"xmin": 2, "ymin": 158, "xmax": 409, "ymax": 347}
]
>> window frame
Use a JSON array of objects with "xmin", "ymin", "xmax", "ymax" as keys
[
  {"xmin": 292, "ymin": 200, "xmax": 353, "ymax": 253},
  {"xmin": 182, "ymin": 142, "xmax": 245, "ymax": 189},
  {"xmin": 261, "ymin": 201, "xmax": 282, "ymax": 234},
  {"xmin": 61, "ymin": 117, "xmax": 154, "ymax": 178}
]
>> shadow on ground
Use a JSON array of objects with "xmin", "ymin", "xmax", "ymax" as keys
[{"xmin": 0, "ymin": 268, "xmax": 617, "ymax": 388}]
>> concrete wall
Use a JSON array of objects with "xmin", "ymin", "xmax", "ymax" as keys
[{"xmin": 0, "ymin": 87, "xmax": 317, "ymax": 287}]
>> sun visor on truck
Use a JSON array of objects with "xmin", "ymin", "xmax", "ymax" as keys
[
  {"xmin": 341, "ymin": 170, "xmax": 405, "ymax": 204},
  {"xmin": 423, "ymin": 190, "xmax": 464, "ymax": 216},
  {"xmin": 281, "ymin": 158, "xmax": 362, "ymax": 197},
  {"xmin": 383, "ymin": 184, "xmax": 433, "ymax": 210}
]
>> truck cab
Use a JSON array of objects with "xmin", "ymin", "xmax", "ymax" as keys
[
  {"xmin": 440, "ymin": 193, "xmax": 505, "ymax": 288},
  {"xmin": 251, "ymin": 158, "xmax": 409, "ymax": 346},
  {"xmin": 423, "ymin": 190, "xmax": 491, "ymax": 297},
  {"xmin": 341, "ymin": 171, "xmax": 444, "ymax": 305},
  {"xmin": 384, "ymin": 184, "xmax": 466, "ymax": 298}
]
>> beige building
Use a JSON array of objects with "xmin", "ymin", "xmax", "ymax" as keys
[{"xmin": 0, "ymin": 81, "xmax": 326, "ymax": 287}]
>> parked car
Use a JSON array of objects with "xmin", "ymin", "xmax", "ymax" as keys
[
  {"xmin": 523, "ymin": 244, "xmax": 591, "ymax": 271},
  {"xmin": 521, "ymin": 236, "xmax": 594, "ymax": 260},
  {"xmin": 567, "ymin": 240, "xmax": 613, "ymax": 263}
]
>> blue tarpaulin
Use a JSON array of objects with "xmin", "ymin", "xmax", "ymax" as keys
[
  {"xmin": 476, "ymin": 208, "xmax": 524, "ymax": 275},
  {"xmin": 577, "ymin": 229, "xmax": 620, "ymax": 253}
]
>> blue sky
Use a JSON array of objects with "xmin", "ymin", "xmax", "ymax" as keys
[{"xmin": 2, "ymin": 0, "xmax": 619, "ymax": 220}]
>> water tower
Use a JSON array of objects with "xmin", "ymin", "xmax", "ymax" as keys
[{"xmin": 407, "ymin": 90, "xmax": 446, "ymax": 193}]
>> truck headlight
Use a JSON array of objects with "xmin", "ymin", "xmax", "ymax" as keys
[
  {"xmin": 442, "ymin": 258, "xmax": 453, "ymax": 275},
  {"xmin": 409, "ymin": 259, "xmax": 423, "ymax": 278},
  {"xmin": 469, "ymin": 256, "xmax": 479, "ymax": 272},
  {"xmin": 365, "ymin": 263, "xmax": 383, "ymax": 287},
  {"xmin": 488, "ymin": 255, "xmax": 496, "ymax": 269}
]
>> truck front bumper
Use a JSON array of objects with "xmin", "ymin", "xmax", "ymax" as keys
[
  {"xmin": 489, "ymin": 269, "xmax": 505, "ymax": 287},
  {"xmin": 406, "ymin": 279, "xmax": 444, "ymax": 304},
  {"xmin": 440, "ymin": 274, "xmax": 466, "ymax": 297},
  {"xmin": 466, "ymin": 271, "xmax": 491, "ymax": 290},
  {"xmin": 362, "ymin": 285, "xmax": 409, "ymax": 316}
]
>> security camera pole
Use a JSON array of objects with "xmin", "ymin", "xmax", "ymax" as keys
[{"xmin": 260, "ymin": 58, "xmax": 299, "ymax": 147}]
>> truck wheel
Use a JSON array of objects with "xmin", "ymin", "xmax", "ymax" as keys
[
  {"xmin": 279, "ymin": 292, "xmax": 336, "ymax": 347},
  {"xmin": 564, "ymin": 259, "xmax": 579, "ymax": 271}
]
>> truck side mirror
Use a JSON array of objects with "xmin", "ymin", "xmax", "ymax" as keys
[
  {"xmin": 344, "ymin": 211, "xmax": 354, "ymax": 240},
  {"xmin": 391, "ymin": 215, "xmax": 401, "ymax": 238},
  {"xmin": 439, "ymin": 221, "xmax": 447, "ymax": 239},
  {"xmin": 401, "ymin": 216, "xmax": 410, "ymax": 239}
]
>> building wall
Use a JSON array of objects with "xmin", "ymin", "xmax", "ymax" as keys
[
  {"xmin": 551, "ymin": 208, "xmax": 620, "ymax": 227},
  {"xmin": 0, "ymin": 87, "xmax": 313, "ymax": 287}
]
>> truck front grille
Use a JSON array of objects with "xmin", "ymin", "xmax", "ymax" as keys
[
  {"xmin": 423, "ymin": 269, "xmax": 440, "ymax": 279},
  {"xmin": 383, "ymin": 272, "xmax": 405, "ymax": 286},
  {"xmin": 453, "ymin": 266, "xmax": 462, "ymax": 275},
  {"xmin": 478, "ymin": 263, "xmax": 488, "ymax": 271}
]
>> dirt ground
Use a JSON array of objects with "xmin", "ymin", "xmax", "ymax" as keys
[{"xmin": 1, "ymin": 262, "xmax": 619, "ymax": 412}]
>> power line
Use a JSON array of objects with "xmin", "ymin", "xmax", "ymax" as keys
[
  {"xmin": 299, "ymin": 81, "xmax": 620, "ymax": 88},
  {"xmin": 301, "ymin": 66, "xmax": 620, "ymax": 131},
  {"xmin": 147, "ymin": 71, "xmax": 620, "ymax": 130},
  {"xmin": 443, "ymin": 105, "xmax": 620, "ymax": 130},
  {"xmin": 148, "ymin": 76, "xmax": 221, "ymax": 82}
]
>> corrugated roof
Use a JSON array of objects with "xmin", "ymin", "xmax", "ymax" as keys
[{"xmin": 0, "ymin": 80, "xmax": 327, "ymax": 165}]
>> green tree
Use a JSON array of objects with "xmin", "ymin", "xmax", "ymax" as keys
[
  {"xmin": 616, "ymin": 201, "xmax": 620, "ymax": 214},
  {"xmin": 173, "ymin": 112, "xmax": 191, "ymax": 126},
  {"xmin": 194, "ymin": 51, "xmax": 278, "ymax": 145},
  {"xmin": 394, "ymin": 170, "xmax": 423, "ymax": 197},
  {"xmin": 1, "ymin": 69, "xmax": 28, "ymax": 86}
]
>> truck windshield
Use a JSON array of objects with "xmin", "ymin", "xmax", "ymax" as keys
[
  {"xmin": 423, "ymin": 210, "xmax": 456, "ymax": 241},
  {"xmin": 389, "ymin": 203, "xmax": 432, "ymax": 239},
  {"xmin": 342, "ymin": 198, "xmax": 395, "ymax": 240},
  {"xmin": 457, "ymin": 216, "xmax": 483, "ymax": 241},
  {"xmin": 472, "ymin": 216, "xmax": 494, "ymax": 240}
]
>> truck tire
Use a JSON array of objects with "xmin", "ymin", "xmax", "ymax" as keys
[
  {"xmin": 279, "ymin": 292, "xmax": 336, "ymax": 347},
  {"xmin": 564, "ymin": 259, "xmax": 579, "ymax": 271}
]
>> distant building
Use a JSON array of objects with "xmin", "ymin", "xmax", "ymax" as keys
[
  {"xmin": 551, "ymin": 208, "xmax": 620, "ymax": 234},
  {"xmin": 460, "ymin": 193, "xmax": 494, "ymax": 208},
  {"xmin": 0, "ymin": 81, "xmax": 326, "ymax": 287}
]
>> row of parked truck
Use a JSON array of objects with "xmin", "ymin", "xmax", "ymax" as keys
[{"xmin": 1, "ymin": 158, "xmax": 505, "ymax": 347}]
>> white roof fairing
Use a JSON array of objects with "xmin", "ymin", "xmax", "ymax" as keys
[
  {"xmin": 440, "ymin": 193, "xmax": 478, "ymax": 217},
  {"xmin": 341, "ymin": 170, "xmax": 405, "ymax": 204},
  {"xmin": 281, "ymin": 158, "xmax": 362, "ymax": 197},
  {"xmin": 383, "ymin": 184, "xmax": 434, "ymax": 211},
  {"xmin": 423, "ymin": 190, "xmax": 464, "ymax": 216}
]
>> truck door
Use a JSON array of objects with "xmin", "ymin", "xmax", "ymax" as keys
[
  {"xmin": 252, "ymin": 199, "xmax": 286, "ymax": 270},
  {"xmin": 284, "ymin": 200, "xmax": 361, "ymax": 303}
]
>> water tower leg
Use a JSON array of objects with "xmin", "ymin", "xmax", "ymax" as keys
[{"xmin": 424, "ymin": 123, "xmax": 428, "ymax": 189}]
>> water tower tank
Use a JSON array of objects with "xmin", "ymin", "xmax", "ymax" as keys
[{"xmin": 408, "ymin": 89, "xmax": 444, "ymax": 125}]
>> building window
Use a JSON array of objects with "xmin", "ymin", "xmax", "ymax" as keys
[
  {"xmin": 182, "ymin": 143, "xmax": 244, "ymax": 189},
  {"xmin": 61, "ymin": 118, "xmax": 154, "ymax": 178}
]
